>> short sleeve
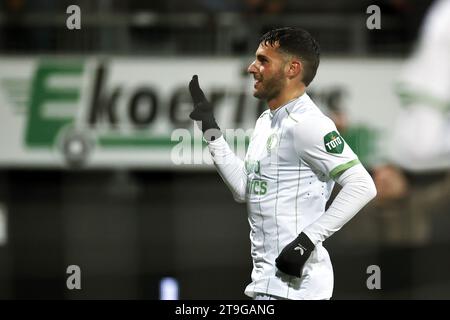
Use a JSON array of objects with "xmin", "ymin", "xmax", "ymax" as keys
[{"xmin": 294, "ymin": 116, "xmax": 360, "ymax": 180}]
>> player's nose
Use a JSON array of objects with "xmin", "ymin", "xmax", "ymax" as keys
[{"xmin": 247, "ymin": 61, "xmax": 257, "ymax": 74}]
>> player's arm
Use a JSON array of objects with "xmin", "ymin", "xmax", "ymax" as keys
[
  {"xmin": 275, "ymin": 117, "xmax": 377, "ymax": 277},
  {"xmin": 188, "ymin": 75, "xmax": 247, "ymax": 203},
  {"xmin": 302, "ymin": 162, "xmax": 376, "ymax": 243}
]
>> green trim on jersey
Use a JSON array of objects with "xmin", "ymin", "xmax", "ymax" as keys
[
  {"xmin": 285, "ymin": 109, "xmax": 299, "ymax": 123},
  {"xmin": 329, "ymin": 159, "xmax": 360, "ymax": 180}
]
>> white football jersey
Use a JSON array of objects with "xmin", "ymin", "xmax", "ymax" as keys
[{"xmin": 243, "ymin": 93, "xmax": 360, "ymax": 299}]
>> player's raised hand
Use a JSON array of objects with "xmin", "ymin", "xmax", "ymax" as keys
[
  {"xmin": 189, "ymin": 75, "xmax": 207, "ymax": 106},
  {"xmin": 189, "ymin": 75, "xmax": 213, "ymax": 120},
  {"xmin": 188, "ymin": 75, "xmax": 221, "ymax": 141},
  {"xmin": 276, "ymin": 232, "xmax": 315, "ymax": 278}
]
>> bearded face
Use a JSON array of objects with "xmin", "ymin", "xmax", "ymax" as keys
[
  {"xmin": 252, "ymin": 66, "xmax": 285, "ymax": 101},
  {"xmin": 248, "ymin": 43, "xmax": 288, "ymax": 102}
]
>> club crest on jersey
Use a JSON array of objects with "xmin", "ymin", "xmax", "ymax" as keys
[
  {"xmin": 266, "ymin": 133, "xmax": 279, "ymax": 154},
  {"xmin": 324, "ymin": 131, "xmax": 344, "ymax": 154}
]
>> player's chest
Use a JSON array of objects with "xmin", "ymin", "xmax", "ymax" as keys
[{"xmin": 245, "ymin": 120, "xmax": 298, "ymax": 177}]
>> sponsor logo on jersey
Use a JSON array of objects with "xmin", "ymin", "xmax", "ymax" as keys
[
  {"xmin": 247, "ymin": 179, "xmax": 267, "ymax": 195},
  {"xmin": 324, "ymin": 131, "xmax": 344, "ymax": 154},
  {"xmin": 245, "ymin": 159, "xmax": 260, "ymax": 175}
]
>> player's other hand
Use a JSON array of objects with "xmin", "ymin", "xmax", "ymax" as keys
[
  {"xmin": 188, "ymin": 75, "xmax": 221, "ymax": 141},
  {"xmin": 275, "ymin": 232, "xmax": 315, "ymax": 278}
]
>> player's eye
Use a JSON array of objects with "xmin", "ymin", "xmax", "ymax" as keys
[{"xmin": 256, "ymin": 55, "xmax": 268, "ymax": 64}]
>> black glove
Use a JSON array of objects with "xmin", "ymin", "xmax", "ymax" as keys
[
  {"xmin": 188, "ymin": 75, "xmax": 221, "ymax": 141},
  {"xmin": 275, "ymin": 232, "xmax": 315, "ymax": 278}
]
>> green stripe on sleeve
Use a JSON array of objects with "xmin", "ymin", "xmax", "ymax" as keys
[{"xmin": 329, "ymin": 159, "xmax": 360, "ymax": 180}]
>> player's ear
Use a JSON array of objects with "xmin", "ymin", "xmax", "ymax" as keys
[{"xmin": 286, "ymin": 59, "xmax": 302, "ymax": 79}]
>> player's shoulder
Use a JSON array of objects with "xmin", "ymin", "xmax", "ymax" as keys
[
  {"xmin": 298, "ymin": 113, "xmax": 335, "ymax": 130},
  {"xmin": 289, "ymin": 94, "xmax": 336, "ymax": 134},
  {"xmin": 295, "ymin": 116, "xmax": 337, "ymax": 148},
  {"xmin": 290, "ymin": 107, "xmax": 338, "ymax": 149}
]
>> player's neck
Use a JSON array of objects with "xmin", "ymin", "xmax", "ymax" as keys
[{"xmin": 268, "ymin": 86, "xmax": 305, "ymax": 111}]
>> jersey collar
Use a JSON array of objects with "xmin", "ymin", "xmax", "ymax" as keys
[{"xmin": 269, "ymin": 93, "xmax": 307, "ymax": 121}]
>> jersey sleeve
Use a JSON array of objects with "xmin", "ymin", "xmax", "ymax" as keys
[
  {"xmin": 207, "ymin": 135, "xmax": 247, "ymax": 203},
  {"xmin": 294, "ymin": 115, "xmax": 360, "ymax": 180}
]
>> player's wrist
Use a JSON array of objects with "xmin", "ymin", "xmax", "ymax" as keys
[
  {"xmin": 275, "ymin": 232, "xmax": 315, "ymax": 278},
  {"xmin": 203, "ymin": 127, "xmax": 222, "ymax": 142},
  {"xmin": 192, "ymin": 112, "xmax": 221, "ymax": 141},
  {"xmin": 296, "ymin": 232, "xmax": 315, "ymax": 251},
  {"xmin": 301, "ymin": 230, "xmax": 321, "ymax": 246}
]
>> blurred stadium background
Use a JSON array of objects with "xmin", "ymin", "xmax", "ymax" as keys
[{"xmin": 0, "ymin": 0, "xmax": 449, "ymax": 299}]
